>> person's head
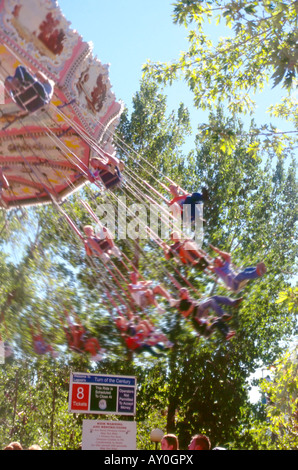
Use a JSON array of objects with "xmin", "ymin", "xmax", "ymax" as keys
[
  {"xmin": 169, "ymin": 184, "xmax": 179, "ymax": 196},
  {"xmin": 96, "ymin": 225, "xmax": 109, "ymax": 240},
  {"xmin": 83, "ymin": 225, "xmax": 94, "ymax": 237},
  {"xmin": 4, "ymin": 441, "xmax": 23, "ymax": 450},
  {"xmin": 129, "ymin": 271, "xmax": 138, "ymax": 283},
  {"xmin": 188, "ymin": 434, "xmax": 211, "ymax": 450},
  {"xmin": 161, "ymin": 434, "xmax": 179, "ymax": 450},
  {"xmin": 118, "ymin": 160, "xmax": 125, "ymax": 172},
  {"xmin": 170, "ymin": 231, "xmax": 180, "ymax": 242},
  {"xmin": 28, "ymin": 444, "xmax": 42, "ymax": 450},
  {"xmin": 214, "ymin": 257, "xmax": 224, "ymax": 268},
  {"xmin": 115, "ymin": 316, "xmax": 127, "ymax": 331},
  {"xmin": 178, "ymin": 287, "xmax": 190, "ymax": 300},
  {"xmin": 5, "ymin": 76, "xmax": 20, "ymax": 89}
]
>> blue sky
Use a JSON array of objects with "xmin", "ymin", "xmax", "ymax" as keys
[
  {"xmin": 57, "ymin": 0, "xmax": 294, "ymax": 146},
  {"xmin": 58, "ymin": 0, "xmax": 191, "ymax": 110}
]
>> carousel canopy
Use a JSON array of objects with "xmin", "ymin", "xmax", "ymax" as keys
[{"xmin": 0, "ymin": 0, "xmax": 123, "ymax": 209}]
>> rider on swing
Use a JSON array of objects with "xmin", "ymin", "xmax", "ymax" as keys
[{"xmin": 5, "ymin": 65, "xmax": 54, "ymax": 113}]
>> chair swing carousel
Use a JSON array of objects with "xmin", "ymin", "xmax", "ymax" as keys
[
  {"xmin": 0, "ymin": 0, "xmax": 124, "ymax": 211},
  {"xmin": 0, "ymin": 0, "xmax": 267, "ymax": 362}
]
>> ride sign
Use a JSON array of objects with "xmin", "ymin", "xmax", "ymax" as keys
[{"xmin": 69, "ymin": 372, "xmax": 137, "ymax": 415}]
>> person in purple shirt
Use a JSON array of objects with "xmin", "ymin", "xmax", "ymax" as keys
[{"xmin": 209, "ymin": 244, "xmax": 266, "ymax": 292}]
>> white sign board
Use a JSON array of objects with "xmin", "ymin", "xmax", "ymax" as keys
[{"xmin": 82, "ymin": 419, "xmax": 137, "ymax": 450}]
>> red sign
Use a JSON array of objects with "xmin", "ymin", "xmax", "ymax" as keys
[{"xmin": 70, "ymin": 383, "xmax": 90, "ymax": 411}]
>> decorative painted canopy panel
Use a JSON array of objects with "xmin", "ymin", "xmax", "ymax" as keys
[{"xmin": 0, "ymin": 0, "xmax": 123, "ymax": 209}]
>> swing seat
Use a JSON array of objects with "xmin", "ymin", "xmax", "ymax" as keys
[
  {"xmin": 84, "ymin": 337, "xmax": 100, "ymax": 355},
  {"xmin": 125, "ymin": 334, "xmax": 144, "ymax": 350},
  {"xmin": 232, "ymin": 279, "xmax": 249, "ymax": 293},
  {"xmin": 34, "ymin": 340, "xmax": 49, "ymax": 355},
  {"xmin": 194, "ymin": 257, "xmax": 209, "ymax": 271},
  {"xmin": 11, "ymin": 82, "xmax": 50, "ymax": 113},
  {"xmin": 94, "ymin": 238, "xmax": 111, "ymax": 252},
  {"xmin": 6, "ymin": 66, "xmax": 53, "ymax": 113},
  {"xmin": 125, "ymin": 337, "xmax": 140, "ymax": 350},
  {"xmin": 96, "ymin": 167, "xmax": 122, "ymax": 190},
  {"xmin": 84, "ymin": 237, "xmax": 111, "ymax": 257}
]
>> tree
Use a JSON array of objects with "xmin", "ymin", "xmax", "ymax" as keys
[
  {"xmin": 0, "ymin": 73, "xmax": 296, "ymax": 449},
  {"xmin": 237, "ymin": 346, "xmax": 298, "ymax": 450},
  {"xmin": 0, "ymin": 358, "xmax": 78, "ymax": 449},
  {"xmin": 145, "ymin": 0, "xmax": 297, "ymax": 103},
  {"xmin": 143, "ymin": 0, "xmax": 298, "ymax": 155},
  {"xmin": 140, "ymin": 5, "xmax": 297, "ymax": 446},
  {"xmin": 259, "ymin": 346, "xmax": 298, "ymax": 449},
  {"xmin": 114, "ymin": 77, "xmax": 297, "ymax": 448},
  {"xmin": 116, "ymin": 77, "xmax": 192, "ymax": 188}
]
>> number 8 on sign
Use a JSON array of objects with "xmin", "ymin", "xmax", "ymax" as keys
[
  {"xmin": 77, "ymin": 387, "xmax": 85, "ymax": 400},
  {"xmin": 71, "ymin": 383, "xmax": 90, "ymax": 411}
]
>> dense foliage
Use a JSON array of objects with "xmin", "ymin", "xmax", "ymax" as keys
[{"xmin": 0, "ymin": 0, "xmax": 297, "ymax": 450}]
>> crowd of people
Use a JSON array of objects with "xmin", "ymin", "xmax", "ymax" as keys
[
  {"xmin": 161, "ymin": 432, "xmax": 225, "ymax": 451},
  {"xmin": 3, "ymin": 432, "xmax": 223, "ymax": 450},
  {"xmin": 3, "ymin": 441, "xmax": 41, "ymax": 450}
]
